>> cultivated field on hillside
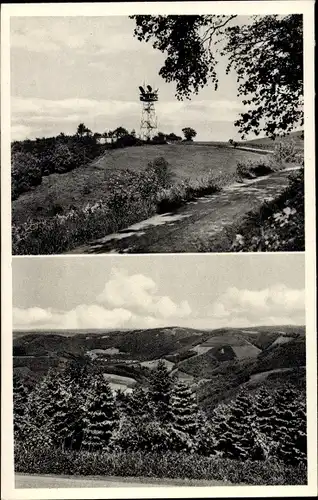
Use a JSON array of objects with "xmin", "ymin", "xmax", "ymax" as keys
[
  {"xmin": 13, "ymin": 324, "xmax": 306, "ymax": 404},
  {"xmin": 12, "ymin": 143, "xmax": 261, "ymax": 224}
]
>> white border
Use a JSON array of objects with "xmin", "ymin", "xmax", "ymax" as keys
[{"xmin": 1, "ymin": 2, "xmax": 316, "ymax": 499}]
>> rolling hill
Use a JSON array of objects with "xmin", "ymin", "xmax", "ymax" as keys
[
  {"xmin": 12, "ymin": 143, "xmax": 262, "ymax": 224},
  {"xmin": 13, "ymin": 324, "xmax": 306, "ymax": 412},
  {"xmin": 239, "ymin": 130, "xmax": 304, "ymax": 150}
]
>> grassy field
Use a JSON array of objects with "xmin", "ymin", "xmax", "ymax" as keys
[
  {"xmin": 12, "ymin": 143, "xmax": 261, "ymax": 224},
  {"xmin": 239, "ymin": 130, "xmax": 304, "ymax": 150}
]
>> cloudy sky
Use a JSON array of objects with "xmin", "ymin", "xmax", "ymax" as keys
[
  {"xmin": 13, "ymin": 254, "xmax": 305, "ymax": 331},
  {"xmin": 10, "ymin": 15, "xmax": 248, "ymax": 142}
]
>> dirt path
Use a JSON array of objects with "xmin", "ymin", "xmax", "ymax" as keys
[
  {"xmin": 233, "ymin": 146, "xmax": 274, "ymax": 154},
  {"xmin": 15, "ymin": 473, "xmax": 230, "ymax": 488},
  {"xmin": 66, "ymin": 167, "xmax": 300, "ymax": 255}
]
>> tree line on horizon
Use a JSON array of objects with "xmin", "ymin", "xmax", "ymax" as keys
[{"xmin": 11, "ymin": 123, "xmax": 198, "ymax": 201}]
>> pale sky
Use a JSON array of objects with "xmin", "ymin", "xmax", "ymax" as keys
[
  {"xmin": 10, "ymin": 16, "xmax": 249, "ymax": 142},
  {"xmin": 13, "ymin": 254, "xmax": 305, "ymax": 331}
]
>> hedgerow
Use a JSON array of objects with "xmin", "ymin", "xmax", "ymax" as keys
[{"xmin": 14, "ymin": 445, "xmax": 306, "ymax": 485}]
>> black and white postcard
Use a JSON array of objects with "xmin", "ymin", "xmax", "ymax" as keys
[{"xmin": 1, "ymin": 1, "xmax": 316, "ymax": 499}]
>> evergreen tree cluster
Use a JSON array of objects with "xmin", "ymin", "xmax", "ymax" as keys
[{"xmin": 13, "ymin": 360, "xmax": 306, "ymax": 466}]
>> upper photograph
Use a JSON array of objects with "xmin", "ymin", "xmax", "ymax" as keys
[{"xmin": 11, "ymin": 14, "xmax": 304, "ymax": 255}]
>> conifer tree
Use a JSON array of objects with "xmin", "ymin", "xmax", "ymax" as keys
[
  {"xmin": 27, "ymin": 370, "xmax": 61, "ymax": 431},
  {"xmin": 50, "ymin": 376, "xmax": 85, "ymax": 449},
  {"xmin": 253, "ymin": 387, "xmax": 278, "ymax": 459},
  {"xmin": 23, "ymin": 370, "xmax": 63, "ymax": 448},
  {"xmin": 169, "ymin": 381, "xmax": 199, "ymax": 451},
  {"xmin": 13, "ymin": 374, "xmax": 30, "ymax": 441},
  {"xmin": 213, "ymin": 392, "xmax": 261, "ymax": 460},
  {"xmin": 272, "ymin": 387, "xmax": 307, "ymax": 465},
  {"xmin": 195, "ymin": 411, "xmax": 218, "ymax": 456},
  {"xmin": 126, "ymin": 385, "xmax": 154, "ymax": 420},
  {"xmin": 82, "ymin": 376, "xmax": 117, "ymax": 451},
  {"xmin": 109, "ymin": 416, "xmax": 141, "ymax": 451},
  {"xmin": 148, "ymin": 360, "xmax": 174, "ymax": 423},
  {"xmin": 115, "ymin": 389, "xmax": 131, "ymax": 415}
]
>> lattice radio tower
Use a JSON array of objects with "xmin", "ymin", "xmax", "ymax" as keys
[{"xmin": 139, "ymin": 84, "xmax": 158, "ymax": 141}]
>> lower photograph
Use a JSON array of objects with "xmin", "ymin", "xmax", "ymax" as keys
[{"xmin": 12, "ymin": 253, "xmax": 306, "ymax": 489}]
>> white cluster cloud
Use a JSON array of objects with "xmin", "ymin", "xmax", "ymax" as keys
[
  {"xmin": 13, "ymin": 273, "xmax": 305, "ymax": 332},
  {"xmin": 210, "ymin": 284, "xmax": 305, "ymax": 326},
  {"xmin": 13, "ymin": 270, "xmax": 192, "ymax": 330},
  {"xmin": 97, "ymin": 269, "xmax": 191, "ymax": 319}
]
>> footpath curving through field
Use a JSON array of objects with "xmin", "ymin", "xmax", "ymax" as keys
[{"xmin": 66, "ymin": 166, "xmax": 301, "ymax": 254}]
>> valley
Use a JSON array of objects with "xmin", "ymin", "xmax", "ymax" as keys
[{"xmin": 13, "ymin": 324, "xmax": 306, "ymax": 413}]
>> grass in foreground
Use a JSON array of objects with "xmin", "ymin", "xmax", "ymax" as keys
[{"xmin": 14, "ymin": 446, "xmax": 306, "ymax": 486}]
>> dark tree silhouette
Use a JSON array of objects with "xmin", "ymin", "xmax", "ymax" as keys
[
  {"xmin": 76, "ymin": 123, "xmax": 86, "ymax": 138},
  {"xmin": 182, "ymin": 127, "xmax": 197, "ymax": 141},
  {"xmin": 131, "ymin": 15, "xmax": 303, "ymax": 138}
]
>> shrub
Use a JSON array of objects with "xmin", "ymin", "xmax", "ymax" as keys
[
  {"xmin": 236, "ymin": 158, "xmax": 276, "ymax": 180},
  {"xmin": 146, "ymin": 157, "xmax": 172, "ymax": 188},
  {"xmin": 230, "ymin": 168, "xmax": 304, "ymax": 252},
  {"xmin": 152, "ymin": 132, "xmax": 167, "ymax": 145},
  {"xmin": 12, "ymin": 160, "xmax": 222, "ymax": 255},
  {"xmin": 115, "ymin": 134, "xmax": 139, "ymax": 148},
  {"xmin": 52, "ymin": 144, "xmax": 77, "ymax": 173},
  {"xmin": 11, "ymin": 151, "xmax": 42, "ymax": 199},
  {"xmin": 272, "ymin": 139, "xmax": 304, "ymax": 166},
  {"xmin": 11, "ymin": 136, "xmax": 106, "ymax": 200},
  {"xmin": 157, "ymin": 172, "xmax": 221, "ymax": 213}
]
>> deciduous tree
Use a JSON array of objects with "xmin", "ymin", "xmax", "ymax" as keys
[
  {"xmin": 131, "ymin": 15, "xmax": 303, "ymax": 138},
  {"xmin": 182, "ymin": 127, "xmax": 197, "ymax": 141}
]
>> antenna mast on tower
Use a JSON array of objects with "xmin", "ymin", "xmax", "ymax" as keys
[{"xmin": 139, "ymin": 84, "xmax": 158, "ymax": 141}]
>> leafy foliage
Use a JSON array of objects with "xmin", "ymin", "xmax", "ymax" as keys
[
  {"xmin": 182, "ymin": 127, "xmax": 197, "ymax": 141},
  {"xmin": 224, "ymin": 15, "xmax": 303, "ymax": 138},
  {"xmin": 12, "ymin": 159, "xmax": 221, "ymax": 255},
  {"xmin": 14, "ymin": 445, "xmax": 307, "ymax": 484},
  {"xmin": 236, "ymin": 158, "xmax": 276, "ymax": 180},
  {"xmin": 11, "ymin": 151, "xmax": 42, "ymax": 200},
  {"xmin": 230, "ymin": 168, "xmax": 304, "ymax": 252},
  {"xmin": 131, "ymin": 15, "xmax": 303, "ymax": 138}
]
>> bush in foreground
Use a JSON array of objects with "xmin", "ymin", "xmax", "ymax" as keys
[
  {"xmin": 156, "ymin": 172, "xmax": 220, "ymax": 213},
  {"xmin": 12, "ymin": 158, "xmax": 222, "ymax": 255},
  {"xmin": 230, "ymin": 168, "xmax": 304, "ymax": 252},
  {"xmin": 236, "ymin": 158, "xmax": 276, "ymax": 180},
  {"xmin": 195, "ymin": 167, "xmax": 304, "ymax": 253},
  {"xmin": 14, "ymin": 445, "xmax": 306, "ymax": 485}
]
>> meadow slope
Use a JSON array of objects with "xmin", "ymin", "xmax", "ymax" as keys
[
  {"xmin": 13, "ymin": 325, "xmax": 305, "ymax": 407},
  {"xmin": 12, "ymin": 143, "xmax": 262, "ymax": 224}
]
